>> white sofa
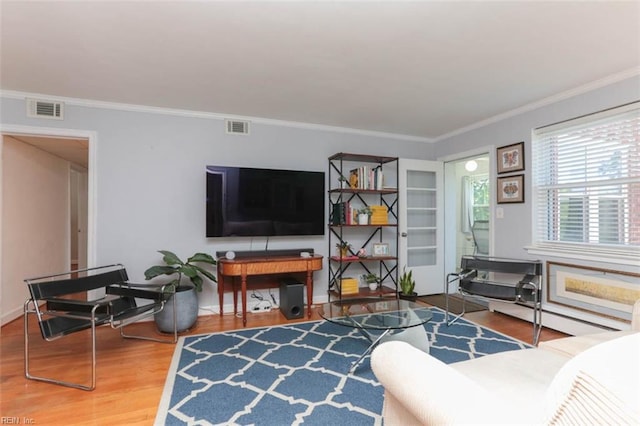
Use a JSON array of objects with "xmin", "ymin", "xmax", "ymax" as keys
[{"xmin": 371, "ymin": 301, "xmax": 640, "ymax": 425}]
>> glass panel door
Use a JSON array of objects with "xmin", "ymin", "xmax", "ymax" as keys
[{"xmin": 399, "ymin": 159, "xmax": 443, "ymax": 295}]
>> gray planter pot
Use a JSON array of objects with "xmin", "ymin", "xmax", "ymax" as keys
[{"xmin": 155, "ymin": 285, "xmax": 198, "ymax": 333}]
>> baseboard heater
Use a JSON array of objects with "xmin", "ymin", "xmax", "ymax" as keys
[{"xmin": 489, "ymin": 301, "xmax": 620, "ymax": 335}]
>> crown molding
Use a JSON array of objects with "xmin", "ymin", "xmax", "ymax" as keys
[
  {"xmin": 432, "ymin": 67, "xmax": 640, "ymax": 142},
  {"xmin": 0, "ymin": 90, "xmax": 433, "ymax": 143}
]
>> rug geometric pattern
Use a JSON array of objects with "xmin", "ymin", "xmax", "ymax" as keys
[{"xmin": 155, "ymin": 307, "xmax": 530, "ymax": 425}]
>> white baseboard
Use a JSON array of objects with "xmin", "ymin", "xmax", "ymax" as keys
[
  {"xmin": 1, "ymin": 305, "xmax": 23, "ymax": 327},
  {"xmin": 488, "ymin": 301, "xmax": 627, "ymax": 336}
]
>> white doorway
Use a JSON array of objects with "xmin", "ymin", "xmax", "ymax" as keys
[
  {"xmin": 0, "ymin": 125, "xmax": 96, "ymax": 325},
  {"xmin": 443, "ymin": 152, "xmax": 491, "ymax": 277}
]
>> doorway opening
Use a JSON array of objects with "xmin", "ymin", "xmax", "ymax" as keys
[
  {"xmin": 443, "ymin": 153, "xmax": 491, "ymax": 275},
  {"xmin": 1, "ymin": 127, "xmax": 94, "ymax": 325}
]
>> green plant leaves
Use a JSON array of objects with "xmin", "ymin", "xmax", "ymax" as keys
[
  {"xmin": 159, "ymin": 250, "xmax": 183, "ymax": 266},
  {"xmin": 187, "ymin": 252, "xmax": 216, "ymax": 265},
  {"xmin": 144, "ymin": 265, "xmax": 177, "ymax": 280},
  {"xmin": 145, "ymin": 250, "xmax": 217, "ymax": 292},
  {"xmin": 400, "ymin": 266, "xmax": 415, "ymax": 295}
]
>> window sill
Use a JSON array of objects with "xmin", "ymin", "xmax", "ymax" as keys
[{"xmin": 525, "ymin": 244, "xmax": 639, "ymax": 267}]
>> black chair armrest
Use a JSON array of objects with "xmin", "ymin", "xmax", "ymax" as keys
[
  {"xmin": 106, "ymin": 283, "xmax": 174, "ymax": 301},
  {"xmin": 45, "ymin": 297, "xmax": 114, "ymax": 314}
]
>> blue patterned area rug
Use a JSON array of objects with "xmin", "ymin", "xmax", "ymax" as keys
[{"xmin": 155, "ymin": 307, "xmax": 529, "ymax": 425}]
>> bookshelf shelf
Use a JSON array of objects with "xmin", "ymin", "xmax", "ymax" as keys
[{"xmin": 328, "ymin": 152, "xmax": 399, "ymax": 302}]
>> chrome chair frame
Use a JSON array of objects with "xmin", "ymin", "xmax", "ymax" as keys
[
  {"xmin": 24, "ymin": 264, "xmax": 177, "ymax": 391},
  {"xmin": 445, "ymin": 255, "xmax": 543, "ymax": 346}
]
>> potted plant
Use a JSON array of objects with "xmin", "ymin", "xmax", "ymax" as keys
[
  {"xmin": 362, "ymin": 272, "xmax": 380, "ymax": 291},
  {"xmin": 357, "ymin": 206, "xmax": 372, "ymax": 225},
  {"xmin": 144, "ymin": 250, "xmax": 217, "ymax": 333},
  {"xmin": 336, "ymin": 241, "xmax": 351, "ymax": 258},
  {"xmin": 399, "ymin": 266, "xmax": 417, "ymax": 301}
]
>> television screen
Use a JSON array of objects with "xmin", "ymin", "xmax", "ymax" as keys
[{"xmin": 206, "ymin": 166, "xmax": 325, "ymax": 237}]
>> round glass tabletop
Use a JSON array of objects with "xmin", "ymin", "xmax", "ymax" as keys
[{"xmin": 318, "ymin": 298, "xmax": 433, "ymax": 331}]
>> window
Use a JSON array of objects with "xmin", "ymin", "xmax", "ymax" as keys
[
  {"xmin": 461, "ymin": 174, "xmax": 489, "ymax": 233},
  {"xmin": 471, "ymin": 175, "xmax": 489, "ymax": 222},
  {"xmin": 532, "ymin": 102, "xmax": 639, "ymax": 260}
]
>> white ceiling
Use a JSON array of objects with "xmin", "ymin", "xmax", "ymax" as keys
[{"xmin": 1, "ymin": 1, "xmax": 639, "ymax": 141}]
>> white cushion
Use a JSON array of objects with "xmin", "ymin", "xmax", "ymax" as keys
[
  {"xmin": 540, "ymin": 330, "xmax": 635, "ymax": 358},
  {"xmin": 545, "ymin": 333, "xmax": 640, "ymax": 424},
  {"xmin": 452, "ymin": 347, "xmax": 570, "ymax": 417}
]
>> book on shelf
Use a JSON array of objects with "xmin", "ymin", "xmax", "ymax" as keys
[
  {"xmin": 370, "ymin": 205, "xmax": 389, "ymax": 225},
  {"xmin": 337, "ymin": 277, "xmax": 359, "ymax": 295},
  {"xmin": 348, "ymin": 165, "xmax": 384, "ymax": 190},
  {"xmin": 330, "ymin": 201, "xmax": 357, "ymax": 225}
]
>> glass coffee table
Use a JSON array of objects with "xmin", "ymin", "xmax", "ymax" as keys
[{"xmin": 319, "ymin": 298, "xmax": 433, "ymax": 373}]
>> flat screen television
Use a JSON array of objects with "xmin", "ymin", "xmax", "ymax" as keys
[{"xmin": 206, "ymin": 165, "xmax": 325, "ymax": 237}]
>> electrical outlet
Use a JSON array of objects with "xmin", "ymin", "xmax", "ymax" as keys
[{"xmin": 249, "ymin": 301, "xmax": 272, "ymax": 313}]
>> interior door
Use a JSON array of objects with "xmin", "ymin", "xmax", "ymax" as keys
[
  {"xmin": 399, "ymin": 159, "xmax": 444, "ymax": 295},
  {"xmin": 76, "ymin": 168, "xmax": 88, "ymax": 270}
]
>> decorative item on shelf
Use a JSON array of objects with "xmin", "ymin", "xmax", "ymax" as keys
[
  {"xmin": 357, "ymin": 206, "xmax": 372, "ymax": 225},
  {"xmin": 144, "ymin": 250, "xmax": 217, "ymax": 332},
  {"xmin": 372, "ymin": 242, "xmax": 390, "ymax": 257},
  {"xmin": 336, "ymin": 241, "xmax": 352, "ymax": 258},
  {"xmin": 362, "ymin": 272, "xmax": 381, "ymax": 291},
  {"xmin": 369, "ymin": 205, "xmax": 389, "ymax": 225},
  {"xmin": 348, "ymin": 165, "xmax": 384, "ymax": 189},
  {"xmin": 339, "ymin": 277, "xmax": 359, "ymax": 295},
  {"xmin": 399, "ymin": 266, "xmax": 417, "ymax": 301},
  {"xmin": 338, "ymin": 175, "xmax": 349, "ymax": 189}
]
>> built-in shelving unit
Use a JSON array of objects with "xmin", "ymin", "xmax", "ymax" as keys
[{"xmin": 327, "ymin": 152, "xmax": 399, "ymax": 301}]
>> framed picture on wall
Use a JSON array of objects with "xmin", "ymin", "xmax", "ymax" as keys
[
  {"xmin": 497, "ymin": 174, "xmax": 524, "ymax": 204},
  {"xmin": 547, "ymin": 261, "xmax": 640, "ymax": 322},
  {"xmin": 497, "ymin": 141, "xmax": 524, "ymax": 174}
]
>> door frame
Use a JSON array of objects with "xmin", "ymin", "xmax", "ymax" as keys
[
  {"xmin": 439, "ymin": 146, "xmax": 495, "ymax": 277},
  {"xmin": 0, "ymin": 124, "xmax": 98, "ymax": 270}
]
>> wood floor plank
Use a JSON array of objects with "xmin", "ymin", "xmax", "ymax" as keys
[{"xmin": 1, "ymin": 303, "xmax": 567, "ymax": 425}]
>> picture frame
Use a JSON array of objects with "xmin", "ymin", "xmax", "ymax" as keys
[
  {"xmin": 372, "ymin": 243, "xmax": 389, "ymax": 257},
  {"xmin": 497, "ymin": 141, "xmax": 524, "ymax": 174},
  {"xmin": 497, "ymin": 174, "xmax": 524, "ymax": 204},
  {"xmin": 547, "ymin": 261, "xmax": 640, "ymax": 323}
]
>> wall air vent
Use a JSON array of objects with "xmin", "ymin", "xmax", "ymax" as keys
[
  {"xmin": 225, "ymin": 119, "xmax": 250, "ymax": 135},
  {"xmin": 26, "ymin": 98, "xmax": 64, "ymax": 120}
]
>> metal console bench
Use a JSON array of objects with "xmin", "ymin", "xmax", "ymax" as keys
[{"xmin": 445, "ymin": 255, "xmax": 543, "ymax": 345}]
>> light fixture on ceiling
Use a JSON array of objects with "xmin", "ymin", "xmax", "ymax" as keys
[{"xmin": 465, "ymin": 160, "xmax": 478, "ymax": 172}]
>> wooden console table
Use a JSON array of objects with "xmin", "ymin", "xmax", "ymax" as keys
[{"xmin": 217, "ymin": 254, "xmax": 323, "ymax": 326}]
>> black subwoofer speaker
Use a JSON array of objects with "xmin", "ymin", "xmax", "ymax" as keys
[{"xmin": 279, "ymin": 277, "xmax": 304, "ymax": 320}]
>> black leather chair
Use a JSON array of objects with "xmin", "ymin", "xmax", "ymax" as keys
[
  {"xmin": 24, "ymin": 264, "xmax": 176, "ymax": 390},
  {"xmin": 445, "ymin": 255, "xmax": 543, "ymax": 345}
]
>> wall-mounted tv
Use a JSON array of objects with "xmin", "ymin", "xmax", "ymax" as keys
[{"xmin": 206, "ymin": 166, "xmax": 325, "ymax": 237}]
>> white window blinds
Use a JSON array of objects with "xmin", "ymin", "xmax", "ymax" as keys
[{"xmin": 532, "ymin": 102, "xmax": 640, "ymax": 257}]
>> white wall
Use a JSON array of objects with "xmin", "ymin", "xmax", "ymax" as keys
[
  {"xmin": 0, "ymin": 96, "xmax": 434, "ymax": 314},
  {"xmin": 1, "ymin": 136, "xmax": 70, "ymax": 324},
  {"xmin": 434, "ymin": 75, "xmax": 640, "ymax": 330}
]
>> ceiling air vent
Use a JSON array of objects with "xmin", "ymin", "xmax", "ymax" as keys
[
  {"xmin": 225, "ymin": 119, "xmax": 250, "ymax": 135},
  {"xmin": 26, "ymin": 98, "xmax": 64, "ymax": 120}
]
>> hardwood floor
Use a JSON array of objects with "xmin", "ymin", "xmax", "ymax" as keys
[{"xmin": 1, "ymin": 304, "xmax": 568, "ymax": 425}]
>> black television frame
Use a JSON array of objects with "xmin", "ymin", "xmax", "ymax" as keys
[{"xmin": 206, "ymin": 165, "xmax": 325, "ymax": 238}]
